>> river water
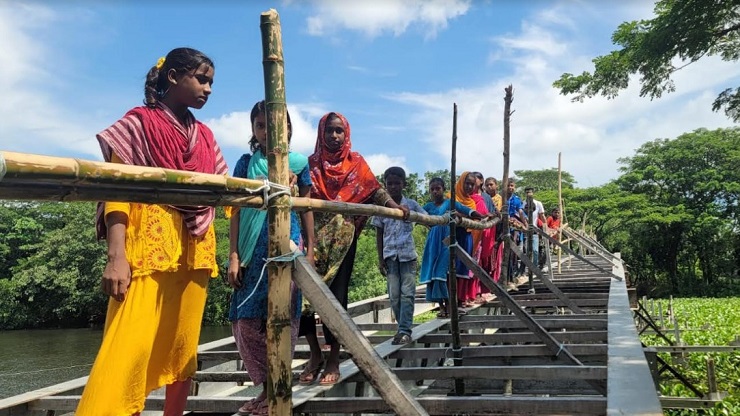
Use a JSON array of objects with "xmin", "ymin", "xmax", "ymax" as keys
[{"xmin": 0, "ymin": 325, "xmax": 231, "ymax": 399}]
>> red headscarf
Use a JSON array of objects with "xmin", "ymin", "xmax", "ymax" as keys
[
  {"xmin": 96, "ymin": 102, "xmax": 228, "ymax": 238},
  {"xmin": 308, "ymin": 112, "xmax": 380, "ymax": 203}
]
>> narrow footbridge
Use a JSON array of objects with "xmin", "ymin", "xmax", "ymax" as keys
[{"xmin": 1, "ymin": 227, "xmax": 662, "ymax": 416}]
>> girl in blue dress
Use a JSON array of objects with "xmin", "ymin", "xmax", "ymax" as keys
[
  {"xmin": 227, "ymin": 101, "xmax": 315, "ymax": 415},
  {"xmin": 420, "ymin": 177, "xmax": 482, "ymax": 317}
]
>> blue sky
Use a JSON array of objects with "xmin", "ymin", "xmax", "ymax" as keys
[{"xmin": 2, "ymin": 1, "xmax": 739, "ymax": 188}]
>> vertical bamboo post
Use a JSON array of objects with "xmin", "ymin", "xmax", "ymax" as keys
[
  {"xmin": 499, "ymin": 86, "xmax": 515, "ymax": 395},
  {"xmin": 500, "ymin": 86, "xmax": 514, "ymax": 286},
  {"xmin": 260, "ymin": 9, "xmax": 293, "ymax": 414},
  {"xmin": 447, "ymin": 103, "xmax": 464, "ymax": 396}
]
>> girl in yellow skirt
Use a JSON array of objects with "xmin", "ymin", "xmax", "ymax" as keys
[{"xmin": 76, "ymin": 47, "xmax": 227, "ymax": 416}]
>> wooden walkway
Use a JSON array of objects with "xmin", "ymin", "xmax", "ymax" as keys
[{"xmin": 0, "ymin": 233, "xmax": 663, "ymax": 415}]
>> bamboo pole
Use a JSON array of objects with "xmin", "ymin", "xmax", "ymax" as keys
[
  {"xmin": 447, "ymin": 103, "xmax": 464, "ymax": 396},
  {"xmin": 260, "ymin": 9, "xmax": 293, "ymax": 415},
  {"xmin": 0, "ymin": 151, "xmax": 266, "ymax": 192},
  {"xmin": 0, "ymin": 152, "xmax": 498, "ymax": 230},
  {"xmin": 293, "ymin": 258, "xmax": 428, "ymax": 416},
  {"xmin": 500, "ymin": 86, "xmax": 514, "ymax": 286}
]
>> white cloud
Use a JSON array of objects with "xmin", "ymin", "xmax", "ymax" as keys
[
  {"xmin": 0, "ymin": 3, "xmax": 103, "ymax": 158},
  {"xmin": 365, "ymin": 153, "xmax": 408, "ymax": 177},
  {"xmin": 305, "ymin": 0, "xmax": 470, "ymax": 38},
  {"xmin": 388, "ymin": 3, "xmax": 740, "ymax": 186}
]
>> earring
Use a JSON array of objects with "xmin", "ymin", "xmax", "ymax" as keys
[{"xmin": 158, "ymin": 87, "xmax": 170, "ymax": 99}]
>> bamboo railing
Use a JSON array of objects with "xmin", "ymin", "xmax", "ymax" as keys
[{"xmin": 0, "ymin": 151, "xmax": 497, "ymax": 231}]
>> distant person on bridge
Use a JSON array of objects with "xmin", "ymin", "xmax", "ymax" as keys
[
  {"xmin": 77, "ymin": 48, "xmax": 228, "ymax": 416},
  {"xmin": 419, "ymin": 177, "xmax": 482, "ymax": 318}
]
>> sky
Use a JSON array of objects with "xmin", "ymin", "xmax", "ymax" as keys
[{"xmin": 1, "ymin": 0, "xmax": 738, "ymax": 188}]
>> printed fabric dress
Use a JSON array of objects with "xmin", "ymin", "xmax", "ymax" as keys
[{"xmin": 420, "ymin": 199, "xmax": 474, "ymax": 302}]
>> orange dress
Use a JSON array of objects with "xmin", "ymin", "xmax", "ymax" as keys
[{"xmin": 76, "ymin": 159, "xmax": 219, "ymax": 416}]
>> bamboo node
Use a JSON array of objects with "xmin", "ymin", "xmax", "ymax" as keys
[{"xmin": 0, "ymin": 153, "xmax": 5, "ymax": 182}]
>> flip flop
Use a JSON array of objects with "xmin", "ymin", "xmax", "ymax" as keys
[
  {"xmin": 299, "ymin": 359, "xmax": 325, "ymax": 385},
  {"xmin": 250, "ymin": 399, "xmax": 268, "ymax": 416},
  {"xmin": 436, "ymin": 310, "xmax": 449, "ymax": 318},
  {"xmin": 318, "ymin": 370, "xmax": 341, "ymax": 386},
  {"xmin": 237, "ymin": 398, "xmax": 261, "ymax": 416}
]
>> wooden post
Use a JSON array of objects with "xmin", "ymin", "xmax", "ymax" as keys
[
  {"xmin": 500, "ymin": 86, "xmax": 514, "ymax": 287},
  {"xmin": 293, "ymin": 258, "xmax": 429, "ymax": 416},
  {"xmin": 526, "ymin": 193, "xmax": 534, "ymax": 292},
  {"xmin": 260, "ymin": 9, "xmax": 293, "ymax": 415},
  {"xmin": 447, "ymin": 103, "xmax": 464, "ymax": 395}
]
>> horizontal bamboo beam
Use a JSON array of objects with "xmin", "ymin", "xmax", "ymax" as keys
[{"xmin": 0, "ymin": 151, "xmax": 496, "ymax": 230}]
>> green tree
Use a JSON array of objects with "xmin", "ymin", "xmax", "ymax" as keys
[
  {"xmin": 616, "ymin": 127, "xmax": 740, "ymax": 291},
  {"xmin": 553, "ymin": 0, "xmax": 740, "ymax": 121},
  {"xmin": 514, "ymin": 168, "xmax": 576, "ymax": 193}
]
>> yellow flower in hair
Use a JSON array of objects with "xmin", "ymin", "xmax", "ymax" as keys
[{"xmin": 155, "ymin": 56, "xmax": 166, "ymax": 70}]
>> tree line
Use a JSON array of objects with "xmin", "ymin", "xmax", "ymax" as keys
[{"xmin": 1, "ymin": 127, "xmax": 738, "ymax": 330}]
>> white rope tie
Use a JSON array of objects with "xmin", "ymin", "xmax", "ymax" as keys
[
  {"xmin": 259, "ymin": 179, "xmax": 292, "ymax": 210},
  {"xmin": 236, "ymin": 249, "xmax": 303, "ymax": 310}
]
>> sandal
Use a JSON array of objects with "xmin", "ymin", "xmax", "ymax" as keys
[
  {"xmin": 298, "ymin": 358, "xmax": 325, "ymax": 385},
  {"xmin": 436, "ymin": 310, "xmax": 449, "ymax": 318},
  {"xmin": 237, "ymin": 398, "xmax": 260, "ymax": 415},
  {"xmin": 251, "ymin": 399, "xmax": 268, "ymax": 416},
  {"xmin": 319, "ymin": 369, "xmax": 341, "ymax": 385}
]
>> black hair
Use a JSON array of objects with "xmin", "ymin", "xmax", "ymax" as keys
[
  {"xmin": 485, "ymin": 177, "xmax": 497, "ymax": 184},
  {"xmin": 524, "ymin": 186, "xmax": 535, "ymax": 192},
  {"xmin": 248, "ymin": 100, "xmax": 293, "ymax": 153},
  {"xmin": 473, "ymin": 171, "xmax": 484, "ymax": 181},
  {"xmin": 429, "ymin": 177, "xmax": 445, "ymax": 190},
  {"xmin": 383, "ymin": 166, "xmax": 406, "ymax": 184},
  {"xmin": 144, "ymin": 47, "xmax": 214, "ymax": 108}
]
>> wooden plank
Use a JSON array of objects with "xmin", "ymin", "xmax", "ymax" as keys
[
  {"xmin": 297, "ymin": 396, "xmax": 607, "ymax": 415},
  {"xmin": 344, "ymin": 365, "xmax": 607, "ymax": 382},
  {"xmin": 488, "ymin": 298, "xmax": 608, "ymax": 308},
  {"xmin": 536, "ymin": 228, "xmax": 622, "ymax": 280},
  {"xmin": 32, "ymin": 395, "xmax": 607, "ymax": 415},
  {"xmin": 508, "ymin": 242, "xmax": 585, "ymax": 314},
  {"xmin": 455, "ymin": 250, "xmax": 582, "ymax": 362},
  {"xmin": 289, "ymin": 316, "xmax": 450, "ymax": 408},
  {"xmin": 390, "ymin": 344, "xmax": 608, "ymax": 359},
  {"xmin": 458, "ymin": 318, "xmax": 607, "ymax": 330},
  {"xmin": 606, "ymin": 259, "xmax": 663, "ymax": 415},
  {"xmin": 419, "ymin": 330, "xmax": 608, "ymax": 345},
  {"xmin": 0, "ymin": 376, "xmax": 87, "ymax": 411},
  {"xmin": 660, "ymin": 397, "xmax": 724, "ymax": 409},
  {"xmin": 292, "ymin": 257, "xmax": 428, "ymax": 416}
]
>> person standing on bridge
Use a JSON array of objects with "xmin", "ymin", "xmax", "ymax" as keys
[
  {"xmin": 77, "ymin": 48, "xmax": 228, "ymax": 416},
  {"xmin": 372, "ymin": 166, "xmax": 427, "ymax": 345},
  {"xmin": 298, "ymin": 112, "xmax": 409, "ymax": 386},
  {"xmin": 226, "ymin": 101, "xmax": 315, "ymax": 416}
]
